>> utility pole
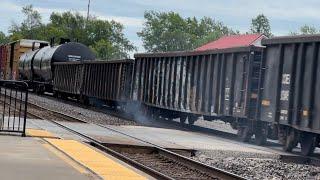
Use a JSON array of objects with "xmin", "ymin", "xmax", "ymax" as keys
[{"xmin": 87, "ymin": 0, "xmax": 91, "ymax": 21}]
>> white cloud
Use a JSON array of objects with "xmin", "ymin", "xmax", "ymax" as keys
[
  {"xmin": 0, "ymin": 1, "xmax": 21, "ymax": 12},
  {"xmin": 33, "ymin": 7, "xmax": 145, "ymax": 28},
  {"xmin": 125, "ymin": 0, "xmax": 320, "ymax": 21},
  {"xmin": 79, "ymin": 10, "xmax": 145, "ymax": 28},
  {"xmin": 3, "ymin": 0, "xmax": 320, "ymax": 50},
  {"xmin": 97, "ymin": 14, "xmax": 145, "ymax": 27}
]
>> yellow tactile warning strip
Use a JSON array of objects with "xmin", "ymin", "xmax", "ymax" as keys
[
  {"xmin": 42, "ymin": 143, "xmax": 88, "ymax": 174},
  {"xmin": 26, "ymin": 129, "xmax": 58, "ymax": 139},
  {"xmin": 45, "ymin": 138, "xmax": 147, "ymax": 180}
]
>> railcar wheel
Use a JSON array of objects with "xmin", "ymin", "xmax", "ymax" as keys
[
  {"xmin": 278, "ymin": 126, "xmax": 286, "ymax": 144},
  {"xmin": 152, "ymin": 109, "xmax": 161, "ymax": 121},
  {"xmin": 180, "ymin": 115, "xmax": 187, "ymax": 124},
  {"xmin": 61, "ymin": 93, "xmax": 68, "ymax": 100},
  {"xmin": 36, "ymin": 85, "xmax": 45, "ymax": 95},
  {"xmin": 237, "ymin": 126, "xmax": 252, "ymax": 142},
  {"xmin": 283, "ymin": 128, "xmax": 298, "ymax": 152},
  {"xmin": 53, "ymin": 91, "xmax": 58, "ymax": 98},
  {"xmin": 255, "ymin": 134, "xmax": 267, "ymax": 145},
  {"xmin": 254, "ymin": 122, "xmax": 268, "ymax": 145},
  {"xmin": 300, "ymin": 132, "xmax": 316, "ymax": 156},
  {"xmin": 267, "ymin": 125, "xmax": 278, "ymax": 140},
  {"xmin": 255, "ymin": 129, "xmax": 267, "ymax": 145},
  {"xmin": 230, "ymin": 122, "xmax": 238, "ymax": 130},
  {"xmin": 35, "ymin": 86, "xmax": 41, "ymax": 95},
  {"xmin": 81, "ymin": 97, "xmax": 89, "ymax": 106},
  {"xmin": 149, "ymin": 108, "xmax": 155, "ymax": 119},
  {"xmin": 188, "ymin": 115, "xmax": 197, "ymax": 125}
]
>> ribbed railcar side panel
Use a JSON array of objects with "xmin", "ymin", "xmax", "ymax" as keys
[
  {"xmin": 53, "ymin": 63, "xmax": 83, "ymax": 95},
  {"xmin": 261, "ymin": 36, "xmax": 320, "ymax": 133},
  {"xmin": 133, "ymin": 47, "xmax": 263, "ymax": 119},
  {"xmin": 71, "ymin": 60, "xmax": 134, "ymax": 102}
]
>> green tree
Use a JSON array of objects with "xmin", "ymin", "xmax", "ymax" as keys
[
  {"xmin": 300, "ymin": 25, "xmax": 318, "ymax": 34},
  {"xmin": 85, "ymin": 18, "xmax": 136, "ymax": 58},
  {"xmin": 194, "ymin": 18, "xmax": 240, "ymax": 48},
  {"xmin": 9, "ymin": 5, "xmax": 135, "ymax": 59},
  {"xmin": 47, "ymin": 12, "xmax": 136, "ymax": 59},
  {"xmin": 48, "ymin": 12, "xmax": 87, "ymax": 43},
  {"xmin": 250, "ymin": 14, "xmax": 272, "ymax": 37},
  {"xmin": 291, "ymin": 25, "xmax": 319, "ymax": 35},
  {"xmin": 138, "ymin": 11, "xmax": 235, "ymax": 52},
  {"xmin": 0, "ymin": 31, "xmax": 9, "ymax": 44},
  {"xmin": 90, "ymin": 39, "xmax": 116, "ymax": 59},
  {"xmin": 9, "ymin": 5, "xmax": 42, "ymax": 39}
]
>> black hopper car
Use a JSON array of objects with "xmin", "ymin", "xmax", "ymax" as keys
[
  {"xmin": 53, "ymin": 59, "xmax": 134, "ymax": 108},
  {"xmin": 133, "ymin": 35, "xmax": 320, "ymax": 155},
  {"xmin": 133, "ymin": 46, "xmax": 264, "ymax": 143},
  {"xmin": 258, "ymin": 35, "xmax": 320, "ymax": 155},
  {"xmin": 15, "ymin": 35, "xmax": 320, "ymax": 156}
]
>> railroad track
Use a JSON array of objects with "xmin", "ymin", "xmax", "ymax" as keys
[
  {"xmin": 28, "ymin": 93, "xmax": 320, "ymax": 168},
  {"xmin": 3, "ymin": 91, "xmax": 320, "ymax": 171},
  {"xmin": 31, "ymin": 92, "xmax": 237, "ymax": 137},
  {"xmin": 3, "ymin": 90, "xmax": 320, "ymax": 178},
  {"xmin": 24, "ymin": 100, "xmax": 243, "ymax": 180}
]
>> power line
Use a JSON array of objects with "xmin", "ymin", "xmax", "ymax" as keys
[{"xmin": 87, "ymin": 0, "xmax": 91, "ymax": 21}]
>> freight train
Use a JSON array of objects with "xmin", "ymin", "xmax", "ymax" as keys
[{"xmin": 1, "ymin": 35, "xmax": 319, "ymax": 156}]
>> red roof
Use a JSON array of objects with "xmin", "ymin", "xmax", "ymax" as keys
[{"xmin": 196, "ymin": 34, "xmax": 265, "ymax": 51}]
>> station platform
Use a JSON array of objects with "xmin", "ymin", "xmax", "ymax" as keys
[
  {"xmin": 0, "ymin": 135, "xmax": 96, "ymax": 180},
  {"xmin": 27, "ymin": 118, "xmax": 279, "ymax": 155},
  {"xmin": 0, "ymin": 129, "xmax": 151, "ymax": 180},
  {"xmin": 3, "ymin": 117, "xmax": 299, "ymax": 180}
]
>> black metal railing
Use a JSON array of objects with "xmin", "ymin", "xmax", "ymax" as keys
[{"xmin": 0, "ymin": 80, "xmax": 28, "ymax": 136}]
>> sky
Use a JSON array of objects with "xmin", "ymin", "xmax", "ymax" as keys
[{"xmin": 1, "ymin": 0, "xmax": 320, "ymax": 53}]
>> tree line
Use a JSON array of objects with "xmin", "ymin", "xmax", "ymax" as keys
[
  {"xmin": 0, "ymin": 5, "xmax": 135, "ymax": 59},
  {"xmin": 0, "ymin": 5, "xmax": 319, "ymax": 59}
]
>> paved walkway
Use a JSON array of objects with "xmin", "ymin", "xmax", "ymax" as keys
[
  {"xmin": 0, "ymin": 136, "xmax": 96, "ymax": 180},
  {"xmin": 0, "ymin": 127, "xmax": 151, "ymax": 180}
]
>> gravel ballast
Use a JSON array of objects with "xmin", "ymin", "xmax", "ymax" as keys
[
  {"xmin": 193, "ymin": 150, "xmax": 320, "ymax": 180},
  {"xmin": 28, "ymin": 93, "xmax": 138, "ymax": 126},
  {"xmin": 28, "ymin": 93, "xmax": 320, "ymax": 179}
]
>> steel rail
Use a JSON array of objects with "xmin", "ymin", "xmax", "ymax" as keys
[
  {"xmin": 27, "ymin": 101, "xmax": 244, "ymax": 180},
  {"xmin": 26, "ymin": 108, "xmax": 173, "ymax": 180}
]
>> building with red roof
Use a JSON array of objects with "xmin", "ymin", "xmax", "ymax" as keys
[{"xmin": 196, "ymin": 34, "xmax": 266, "ymax": 51}]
